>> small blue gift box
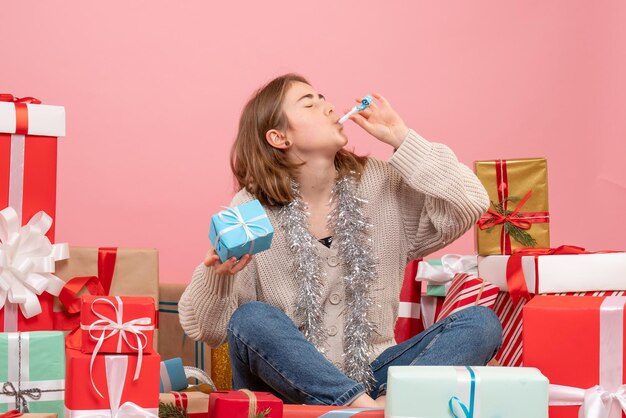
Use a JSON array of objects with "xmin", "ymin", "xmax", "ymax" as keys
[
  {"xmin": 159, "ymin": 357, "xmax": 188, "ymax": 393},
  {"xmin": 208, "ymin": 199, "xmax": 274, "ymax": 263}
]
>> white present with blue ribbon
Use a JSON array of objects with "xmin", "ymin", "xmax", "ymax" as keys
[
  {"xmin": 385, "ymin": 366, "xmax": 548, "ymax": 418},
  {"xmin": 209, "ymin": 200, "xmax": 273, "ymax": 263}
]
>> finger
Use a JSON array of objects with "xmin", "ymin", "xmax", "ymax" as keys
[
  {"xmin": 203, "ymin": 253, "xmax": 220, "ymax": 267},
  {"xmin": 372, "ymin": 92, "xmax": 388, "ymax": 104},
  {"xmin": 214, "ymin": 257, "xmax": 238, "ymax": 275},
  {"xmin": 350, "ymin": 113, "xmax": 375, "ymax": 133},
  {"xmin": 360, "ymin": 108, "xmax": 373, "ymax": 118},
  {"xmin": 230, "ymin": 254, "xmax": 253, "ymax": 274}
]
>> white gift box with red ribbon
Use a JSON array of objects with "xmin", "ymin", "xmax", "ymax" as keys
[{"xmin": 477, "ymin": 253, "xmax": 626, "ymax": 294}]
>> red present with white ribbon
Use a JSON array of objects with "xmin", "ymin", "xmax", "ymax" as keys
[
  {"xmin": 79, "ymin": 295, "xmax": 155, "ymax": 355},
  {"xmin": 394, "ymin": 260, "xmax": 424, "ymax": 343},
  {"xmin": 64, "ymin": 348, "xmax": 160, "ymax": 417},
  {"xmin": 435, "ymin": 273, "xmax": 499, "ymax": 322},
  {"xmin": 0, "ymin": 207, "xmax": 69, "ymax": 332},
  {"xmin": 0, "ymin": 94, "xmax": 65, "ymax": 243},
  {"xmin": 479, "ymin": 246, "xmax": 626, "ymax": 367},
  {"xmin": 524, "ymin": 296, "xmax": 626, "ymax": 418},
  {"xmin": 493, "ymin": 290, "xmax": 626, "ymax": 368}
]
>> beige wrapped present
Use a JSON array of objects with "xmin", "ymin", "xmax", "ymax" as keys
[
  {"xmin": 159, "ymin": 283, "xmax": 212, "ymax": 381},
  {"xmin": 53, "ymin": 247, "xmax": 159, "ymax": 348}
]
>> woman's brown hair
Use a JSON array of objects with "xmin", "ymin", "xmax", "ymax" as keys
[{"xmin": 230, "ymin": 73, "xmax": 368, "ymax": 207}]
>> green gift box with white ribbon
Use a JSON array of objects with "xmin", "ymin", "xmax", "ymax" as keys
[
  {"xmin": 209, "ymin": 199, "xmax": 274, "ymax": 263},
  {"xmin": 0, "ymin": 331, "xmax": 65, "ymax": 416}
]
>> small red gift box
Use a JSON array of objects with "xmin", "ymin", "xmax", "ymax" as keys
[
  {"xmin": 524, "ymin": 295, "xmax": 626, "ymax": 418},
  {"xmin": 80, "ymin": 295, "xmax": 155, "ymax": 354},
  {"xmin": 65, "ymin": 348, "xmax": 160, "ymax": 416},
  {"xmin": 209, "ymin": 390, "xmax": 283, "ymax": 418}
]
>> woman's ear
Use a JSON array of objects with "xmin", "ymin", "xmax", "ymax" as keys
[{"xmin": 265, "ymin": 129, "xmax": 291, "ymax": 149}]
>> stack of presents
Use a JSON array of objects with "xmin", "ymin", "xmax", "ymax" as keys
[{"xmin": 0, "ymin": 94, "xmax": 624, "ymax": 418}]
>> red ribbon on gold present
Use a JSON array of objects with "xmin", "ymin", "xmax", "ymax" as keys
[{"xmin": 477, "ymin": 160, "xmax": 550, "ymax": 254}]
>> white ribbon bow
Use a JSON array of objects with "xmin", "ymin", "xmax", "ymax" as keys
[
  {"xmin": 214, "ymin": 206, "xmax": 269, "ymax": 254},
  {"xmin": 0, "ymin": 207, "xmax": 69, "ymax": 319},
  {"xmin": 415, "ymin": 255, "xmax": 478, "ymax": 284},
  {"xmin": 67, "ymin": 356, "xmax": 158, "ymax": 417},
  {"xmin": 83, "ymin": 296, "xmax": 154, "ymax": 398},
  {"xmin": 549, "ymin": 384, "xmax": 626, "ymax": 418}
]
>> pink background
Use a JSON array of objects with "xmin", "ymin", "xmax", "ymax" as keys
[{"xmin": 3, "ymin": 1, "xmax": 625, "ymax": 283}]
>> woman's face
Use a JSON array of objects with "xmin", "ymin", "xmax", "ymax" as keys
[{"xmin": 281, "ymin": 81, "xmax": 348, "ymax": 158}]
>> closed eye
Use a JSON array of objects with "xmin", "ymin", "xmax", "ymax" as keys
[{"xmin": 298, "ymin": 93, "xmax": 326, "ymax": 108}]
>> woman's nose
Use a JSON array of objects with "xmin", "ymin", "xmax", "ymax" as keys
[{"xmin": 325, "ymin": 103, "xmax": 335, "ymax": 115}]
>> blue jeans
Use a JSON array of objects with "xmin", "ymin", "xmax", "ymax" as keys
[{"xmin": 227, "ymin": 301, "xmax": 502, "ymax": 406}]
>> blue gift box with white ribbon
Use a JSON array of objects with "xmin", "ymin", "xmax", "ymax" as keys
[{"xmin": 209, "ymin": 199, "xmax": 274, "ymax": 263}]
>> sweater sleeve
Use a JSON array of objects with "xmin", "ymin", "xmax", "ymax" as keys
[
  {"xmin": 388, "ymin": 129, "xmax": 489, "ymax": 261},
  {"xmin": 178, "ymin": 259, "xmax": 258, "ymax": 348},
  {"xmin": 178, "ymin": 193, "xmax": 259, "ymax": 348}
]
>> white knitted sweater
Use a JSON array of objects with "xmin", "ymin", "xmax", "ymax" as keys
[{"xmin": 178, "ymin": 130, "xmax": 489, "ymax": 369}]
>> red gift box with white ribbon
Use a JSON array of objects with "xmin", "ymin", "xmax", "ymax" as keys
[
  {"xmin": 64, "ymin": 348, "xmax": 160, "ymax": 416},
  {"xmin": 0, "ymin": 95, "xmax": 67, "ymax": 333},
  {"xmin": 524, "ymin": 296, "xmax": 626, "ymax": 418},
  {"xmin": 79, "ymin": 295, "xmax": 155, "ymax": 355},
  {"xmin": 0, "ymin": 94, "xmax": 65, "ymax": 243},
  {"xmin": 0, "ymin": 207, "xmax": 69, "ymax": 332}
]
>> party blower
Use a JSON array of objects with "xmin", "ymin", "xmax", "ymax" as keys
[{"xmin": 338, "ymin": 95, "xmax": 373, "ymax": 124}]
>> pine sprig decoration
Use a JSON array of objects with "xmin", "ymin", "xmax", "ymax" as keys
[
  {"xmin": 159, "ymin": 401, "xmax": 189, "ymax": 418},
  {"xmin": 253, "ymin": 407, "xmax": 272, "ymax": 418},
  {"xmin": 485, "ymin": 197, "xmax": 537, "ymax": 247}
]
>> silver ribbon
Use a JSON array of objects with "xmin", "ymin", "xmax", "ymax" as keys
[{"xmin": 0, "ymin": 333, "xmax": 64, "ymax": 412}]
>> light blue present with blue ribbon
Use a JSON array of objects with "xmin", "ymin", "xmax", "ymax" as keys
[
  {"xmin": 159, "ymin": 357, "xmax": 188, "ymax": 393},
  {"xmin": 385, "ymin": 365, "xmax": 549, "ymax": 418},
  {"xmin": 209, "ymin": 199, "xmax": 274, "ymax": 263},
  {"xmin": 319, "ymin": 407, "xmax": 383, "ymax": 416}
]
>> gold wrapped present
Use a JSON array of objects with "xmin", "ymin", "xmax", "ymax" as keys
[
  {"xmin": 474, "ymin": 158, "xmax": 550, "ymax": 255},
  {"xmin": 211, "ymin": 343, "xmax": 233, "ymax": 390}
]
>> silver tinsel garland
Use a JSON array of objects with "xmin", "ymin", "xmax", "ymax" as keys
[
  {"xmin": 279, "ymin": 175, "xmax": 377, "ymax": 391},
  {"xmin": 279, "ymin": 182, "xmax": 328, "ymax": 353}
]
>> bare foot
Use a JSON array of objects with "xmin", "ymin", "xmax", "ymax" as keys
[
  {"xmin": 375, "ymin": 395, "xmax": 386, "ymax": 408},
  {"xmin": 487, "ymin": 358, "xmax": 500, "ymax": 366},
  {"xmin": 349, "ymin": 393, "xmax": 379, "ymax": 408}
]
